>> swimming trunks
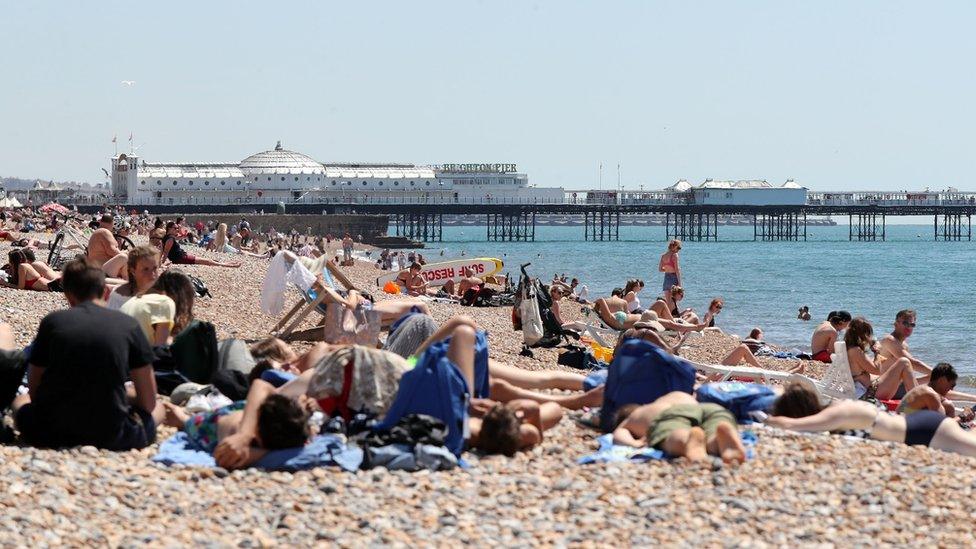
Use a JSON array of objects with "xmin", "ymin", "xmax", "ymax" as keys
[
  {"xmin": 184, "ymin": 401, "xmax": 246, "ymax": 453},
  {"xmin": 613, "ymin": 311, "xmax": 628, "ymax": 326},
  {"xmin": 811, "ymin": 349, "xmax": 832, "ymax": 363},
  {"xmin": 904, "ymin": 409, "xmax": 947, "ymax": 446},
  {"xmin": 23, "ymin": 277, "xmax": 40, "ymax": 291}
]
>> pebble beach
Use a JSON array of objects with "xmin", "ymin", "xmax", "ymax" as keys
[{"xmin": 1, "ymin": 239, "xmax": 975, "ymax": 547}]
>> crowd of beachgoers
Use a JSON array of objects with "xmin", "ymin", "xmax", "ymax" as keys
[{"xmin": 1, "ymin": 204, "xmax": 976, "ymax": 544}]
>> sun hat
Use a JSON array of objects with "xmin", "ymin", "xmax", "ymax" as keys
[{"xmin": 634, "ymin": 311, "xmax": 666, "ymax": 333}]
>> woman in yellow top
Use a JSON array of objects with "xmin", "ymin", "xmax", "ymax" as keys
[{"xmin": 121, "ymin": 270, "xmax": 196, "ymax": 346}]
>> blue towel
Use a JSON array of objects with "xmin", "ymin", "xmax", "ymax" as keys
[
  {"xmin": 152, "ymin": 432, "xmax": 364, "ymax": 472},
  {"xmin": 578, "ymin": 431, "xmax": 757, "ymax": 465}
]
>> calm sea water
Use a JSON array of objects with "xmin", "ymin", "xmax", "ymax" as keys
[{"xmin": 403, "ymin": 224, "xmax": 976, "ymax": 377}]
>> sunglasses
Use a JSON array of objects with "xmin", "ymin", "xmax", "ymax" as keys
[{"xmin": 901, "ymin": 321, "xmax": 916, "ymax": 328}]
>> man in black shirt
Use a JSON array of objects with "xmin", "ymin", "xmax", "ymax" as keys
[{"xmin": 13, "ymin": 259, "xmax": 161, "ymax": 450}]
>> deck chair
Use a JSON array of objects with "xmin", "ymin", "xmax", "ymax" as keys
[
  {"xmin": 818, "ymin": 341, "xmax": 858, "ymax": 400},
  {"xmin": 271, "ymin": 255, "xmax": 361, "ymax": 342}
]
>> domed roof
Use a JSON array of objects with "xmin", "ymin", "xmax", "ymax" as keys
[{"xmin": 239, "ymin": 141, "xmax": 325, "ymax": 174}]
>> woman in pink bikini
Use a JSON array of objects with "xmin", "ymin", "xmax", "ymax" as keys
[{"xmin": 658, "ymin": 240, "xmax": 682, "ymax": 292}]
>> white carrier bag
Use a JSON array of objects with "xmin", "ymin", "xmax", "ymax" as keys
[{"xmin": 520, "ymin": 279, "xmax": 544, "ymax": 346}]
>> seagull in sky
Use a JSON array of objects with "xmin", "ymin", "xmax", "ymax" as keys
[{"xmin": 121, "ymin": 80, "xmax": 136, "ymax": 86}]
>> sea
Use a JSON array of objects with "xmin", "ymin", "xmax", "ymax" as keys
[{"xmin": 398, "ymin": 224, "xmax": 976, "ymax": 380}]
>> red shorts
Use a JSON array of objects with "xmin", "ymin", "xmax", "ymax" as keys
[
  {"xmin": 175, "ymin": 254, "xmax": 196, "ymax": 265},
  {"xmin": 812, "ymin": 349, "xmax": 832, "ymax": 363}
]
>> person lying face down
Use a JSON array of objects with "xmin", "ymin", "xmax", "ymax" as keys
[{"xmin": 609, "ymin": 391, "xmax": 747, "ymax": 464}]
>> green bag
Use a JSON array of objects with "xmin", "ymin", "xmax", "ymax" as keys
[{"xmin": 169, "ymin": 320, "xmax": 219, "ymax": 384}]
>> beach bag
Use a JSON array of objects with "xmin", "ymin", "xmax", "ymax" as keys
[
  {"xmin": 599, "ymin": 338, "xmax": 696, "ymax": 433},
  {"xmin": 696, "ymin": 382, "xmax": 778, "ymax": 424},
  {"xmin": 519, "ymin": 280, "xmax": 544, "ymax": 346},
  {"xmin": 557, "ymin": 345, "xmax": 604, "ymax": 371},
  {"xmin": 169, "ymin": 320, "xmax": 220, "ymax": 384},
  {"xmin": 187, "ymin": 274, "xmax": 211, "ymax": 298},
  {"xmin": 373, "ymin": 339, "xmax": 470, "ymax": 456}
]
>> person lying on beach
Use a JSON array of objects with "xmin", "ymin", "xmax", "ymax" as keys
[
  {"xmin": 810, "ymin": 310, "xmax": 851, "ymax": 362},
  {"xmin": 2, "ymin": 249, "xmax": 62, "ymax": 291},
  {"xmin": 609, "ymin": 391, "xmax": 747, "ymax": 463},
  {"xmin": 844, "ymin": 317, "xmax": 918, "ymax": 401},
  {"xmin": 166, "ymin": 380, "xmax": 312, "ymax": 467},
  {"xmin": 877, "ymin": 309, "xmax": 932, "ymax": 383},
  {"xmin": 743, "ymin": 328, "xmax": 765, "ymax": 353},
  {"xmin": 213, "ymin": 223, "xmax": 270, "ymax": 258},
  {"xmin": 386, "ymin": 314, "xmax": 602, "ymax": 410},
  {"xmin": 0, "ymin": 229, "xmax": 43, "ymax": 248},
  {"xmin": 767, "ymin": 381, "xmax": 976, "ymax": 458},
  {"xmin": 87, "ymin": 214, "xmax": 129, "ymax": 281},
  {"xmin": 592, "ymin": 294, "xmax": 641, "ymax": 330},
  {"xmin": 11, "ymin": 259, "xmax": 164, "ymax": 450},
  {"xmin": 651, "ymin": 286, "xmax": 711, "ymax": 327}
]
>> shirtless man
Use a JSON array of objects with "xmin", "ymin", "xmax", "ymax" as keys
[
  {"xmin": 810, "ymin": 310, "xmax": 851, "ymax": 362},
  {"xmin": 87, "ymin": 214, "xmax": 128, "ymax": 280},
  {"xmin": 456, "ymin": 267, "xmax": 483, "ymax": 296},
  {"xmin": 878, "ymin": 309, "xmax": 932, "ymax": 383},
  {"xmin": 611, "ymin": 391, "xmax": 746, "ymax": 463},
  {"xmin": 396, "ymin": 262, "xmax": 429, "ymax": 296}
]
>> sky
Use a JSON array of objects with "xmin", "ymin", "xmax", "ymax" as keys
[{"xmin": 1, "ymin": 1, "xmax": 975, "ymax": 192}]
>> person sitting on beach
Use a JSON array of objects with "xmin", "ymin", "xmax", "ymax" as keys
[
  {"xmin": 810, "ymin": 310, "xmax": 851, "ymax": 362},
  {"xmin": 107, "ymin": 245, "xmax": 160, "ymax": 310},
  {"xmin": 456, "ymin": 267, "xmax": 484, "ymax": 297},
  {"xmin": 11, "ymin": 259, "xmax": 163, "ymax": 450},
  {"xmin": 162, "ymin": 222, "xmax": 240, "ymax": 268},
  {"xmin": 648, "ymin": 287, "xmax": 711, "ymax": 333},
  {"xmin": 121, "ymin": 270, "xmax": 195, "ymax": 346},
  {"xmin": 877, "ymin": 309, "xmax": 933, "ymax": 383},
  {"xmin": 212, "ymin": 223, "xmax": 269, "ymax": 258},
  {"xmin": 610, "ymin": 391, "xmax": 747, "ymax": 463},
  {"xmin": 395, "ymin": 262, "xmax": 431, "ymax": 297},
  {"xmin": 844, "ymin": 317, "xmax": 918, "ymax": 401},
  {"xmin": 623, "ymin": 279, "xmax": 645, "ymax": 314},
  {"xmin": 798, "ymin": 306, "xmax": 811, "ymax": 321},
  {"xmin": 2, "ymin": 249, "xmax": 62, "ymax": 292},
  {"xmin": 87, "ymin": 214, "xmax": 129, "ymax": 280},
  {"xmin": 766, "ymin": 381, "xmax": 976, "ymax": 458},
  {"xmin": 659, "ymin": 239, "xmax": 682, "ymax": 292},
  {"xmin": 900, "ymin": 363, "xmax": 976, "ymax": 420}
]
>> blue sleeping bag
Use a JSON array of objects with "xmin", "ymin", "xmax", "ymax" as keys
[
  {"xmin": 599, "ymin": 338, "xmax": 696, "ymax": 433},
  {"xmin": 373, "ymin": 339, "xmax": 470, "ymax": 456},
  {"xmin": 695, "ymin": 381, "xmax": 777, "ymax": 424}
]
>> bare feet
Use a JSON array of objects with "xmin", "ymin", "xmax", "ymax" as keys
[
  {"xmin": 713, "ymin": 422, "xmax": 747, "ymax": 465},
  {"xmin": 161, "ymin": 401, "xmax": 190, "ymax": 428},
  {"xmin": 684, "ymin": 427, "xmax": 708, "ymax": 461},
  {"xmin": 789, "ymin": 362, "xmax": 805, "ymax": 374},
  {"xmin": 579, "ymin": 385, "xmax": 605, "ymax": 408}
]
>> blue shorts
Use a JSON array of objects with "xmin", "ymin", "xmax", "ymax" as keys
[{"xmin": 663, "ymin": 273, "xmax": 679, "ymax": 291}]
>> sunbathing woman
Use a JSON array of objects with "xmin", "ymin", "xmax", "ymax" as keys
[
  {"xmin": 593, "ymin": 291, "xmax": 641, "ymax": 330},
  {"xmin": 844, "ymin": 317, "xmax": 917, "ymax": 401},
  {"xmin": 213, "ymin": 223, "xmax": 268, "ymax": 258},
  {"xmin": 767, "ymin": 381, "xmax": 976, "ymax": 458},
  {"xmin": 623, "ymin": 279, "xmax": 645, "ymax": 314},
  {"xmin": 162, "ymin": 222, "xmax": 240, "ymax": 268},
  {"xmin": 651, "ymin": 286, "xmax": 698, "ymax": 324},
  {"xmin": 610, "ymin": 391, "xmax": 747, "ymax": 463},
  {"xmin": 2, "ymin": 249, "xmax": 61, "ymax": 291}
]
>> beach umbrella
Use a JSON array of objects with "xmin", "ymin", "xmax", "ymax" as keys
[{"xmin": 39, "ymin": 202, "xmax": 70, "ymax": 214}]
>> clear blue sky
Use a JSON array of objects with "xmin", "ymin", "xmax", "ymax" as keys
[{"xmin": 1, "ymin": 1, "xmax": 974, "ymax": 191}]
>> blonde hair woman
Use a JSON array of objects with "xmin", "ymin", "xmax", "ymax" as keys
[{"xmin": 659, "ymin": 240, "xmax": 682, "ymax": 291}]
